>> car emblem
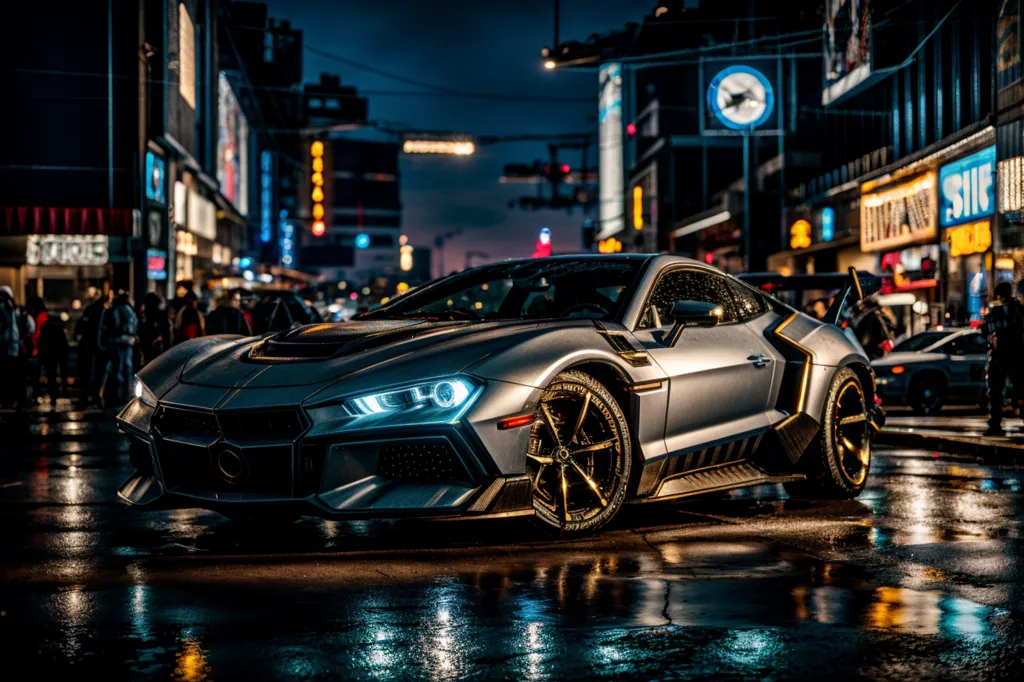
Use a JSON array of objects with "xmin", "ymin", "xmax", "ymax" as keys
[{"xmin": 215, "ymin": 446, "xmax": 247, "ymax": 482}]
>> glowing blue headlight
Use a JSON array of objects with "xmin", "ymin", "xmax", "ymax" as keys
[{"xmin": 306, "ymin": 376, "xmax": 483, "ymax": 432}]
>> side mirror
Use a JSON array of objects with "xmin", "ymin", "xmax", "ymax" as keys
[{"xmin": 664, "ymin": 300, "xmax": 722, "ymax": 346}]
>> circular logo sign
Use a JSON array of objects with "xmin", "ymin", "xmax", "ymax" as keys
[{"xmin": 707, "ymin": 65, "xmax": 775, "ymax": 130}]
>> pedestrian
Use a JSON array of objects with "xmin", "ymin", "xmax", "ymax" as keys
[
  {"xmin": 205, "ymin": 291, "xmax": 252, "ymax": 336},
  {"xmin": 77, "ymin": 290, "xmax": 112, "ymax": 408},
  {"xmin": 36, "ymin": 305, "xmax": 69, "ymax": 406},
  {"xmin": 0, "ymin": 286, "xmax": 22, "ymax": 408},
  {"xmin": 174, "ymin": 291, "xmax": 205, "ymax": 344},
  {"xmin": 3, "ymin": 287, "xmax": 36, "ymax": 408},
  {"xmin": 138, "ymin": 292, "xmax": 171, "ymax": 366},
  {"xmin": 979, "ymin": 281, "xmax": 1024, "ymax": 435},
  {"xmin": 25, "ymin": 296, "xmax": 47, "ymax": 403},
  {"xmin": 107, "ymin": 292, "xmax": 138, "ymax": 406},
  {"xmin": 851, "ymin": 296, "xmax": 896, "ymax": 359}
]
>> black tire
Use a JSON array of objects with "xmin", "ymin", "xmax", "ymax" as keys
[
  {"xmin": 784, "ymin": 367, "xmax": 872, "ymax": 500},
  {"xmin": 908, "ymin": 373, "xmax": 946, "ymax": 415},
  {"xmin": 527, "ymin": 370, "xmax": 632, "ymax": 535}
]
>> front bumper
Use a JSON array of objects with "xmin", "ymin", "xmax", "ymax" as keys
[{"xmin": 115, "ymin": 391, "xmax": 536, "ymax": 520}]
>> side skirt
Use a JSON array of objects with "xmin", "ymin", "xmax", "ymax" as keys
[{"xmin": 629, "ymin": 460, "xmax": 805, "ymax": 504}]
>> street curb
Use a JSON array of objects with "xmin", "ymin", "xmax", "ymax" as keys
[{"xmin": 877, "ymin": 428, "xmax": 1024, "ymax": 465}]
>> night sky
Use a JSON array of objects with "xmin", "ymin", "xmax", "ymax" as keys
[{"xmin": 264, "ymin": 0, "xmax": 646, "ymax": 273}]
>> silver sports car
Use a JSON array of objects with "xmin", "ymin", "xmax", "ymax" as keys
[{"xmin": 117, "ymin": 256, "xmax": 884, "ymax": 534}]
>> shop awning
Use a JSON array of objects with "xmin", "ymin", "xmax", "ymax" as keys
[{"xmin": 1, "ymin": 206, "xmax": 135, "ymax": 237}]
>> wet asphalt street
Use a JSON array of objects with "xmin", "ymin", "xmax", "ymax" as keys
[{"xmin": 2, "ymin": 407, "xmax": 1024, "ymax": 680}]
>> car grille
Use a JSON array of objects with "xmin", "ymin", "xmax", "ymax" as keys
[
  {"xmin": 150, "ymin": 407, "xmax": 305, "ymax": 498},
  {"xmin": 218, "ymin": 410, "xmax": 305, "ymax": 442},
  {"xmin": 152, "ymin": 407, "xmax": 219, "ymax": 441},
  {"xmin": 376, "ymin": 441, "xmax": 464, "ymax": 483}
]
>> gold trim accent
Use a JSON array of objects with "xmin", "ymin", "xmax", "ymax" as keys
[
  {"xmin": 630, "ymin": 380, "xmax": 664, "ymax": 392},
  {"xmin": 773, "ymin": 312, "xmax": 816, "ymax": 422}
]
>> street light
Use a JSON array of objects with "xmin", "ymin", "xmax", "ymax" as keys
[
  {"xmin": 402, "ymin": 140, "xmax": 475, "ymax": 156},
  {"xmin": 544, "ymin": 59, "xmax": 556, "ymax": 70}
]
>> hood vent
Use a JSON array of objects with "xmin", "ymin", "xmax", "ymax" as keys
[{"xmin": 245, "ymin": 320, "xmax": 468, "ymax": 362}]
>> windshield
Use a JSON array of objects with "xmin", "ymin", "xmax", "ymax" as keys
[
  {"xmin": 892, "ymin": 330, "xmax": 952, "ymax": 353},
  {"xmin": 360, "ymin": 258, "xmax": 646, "ymax": 322}
]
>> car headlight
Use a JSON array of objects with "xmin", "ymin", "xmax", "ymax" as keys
[
  {"xmin": 133, "ymin": 375, "xmax": 158, "ymax": 407},
  {"xmin": 308, "ymin": 376, "xmax": 482, "ymax": 431}
]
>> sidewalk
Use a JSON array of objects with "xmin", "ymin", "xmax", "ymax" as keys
[{"xmin": 877, "ymin": 414, "xmax": 1024, "ymax": 463}]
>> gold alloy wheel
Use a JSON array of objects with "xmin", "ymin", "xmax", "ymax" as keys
[
  {"xmin": 834, "ymin": 380, "xmax": 871, "ymax": 486},
  {"xmin": 526, "ymin": 381, "xmax": 626, "ymax": 528}
]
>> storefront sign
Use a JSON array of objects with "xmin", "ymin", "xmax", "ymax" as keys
[
  {"xmin": 147, "ymin": 249, "xmax": 168, "ymax": 280},
  {"xmin": 945, "ymin": 220, "xmax": 992, "ymax": 257},
  {"xmin": 939, "ymin": 145, "xmax": 995, "ymax": 227},
  {"xmin": 173, "ymin": 181, "xmax": 187, "ymax": 226},
  {"xmin": 789, "ymin": 219, "xmax": 811, "ymax": 249},
  {"xmin": 26, "ymin": 235, "xmax": 108, "ymax": 266},
  {"xmin": 860, "ymin": 173, "xmax": 937, "ymax": 252},
  {"xmin": 260, "ymin": 150, "xmax": 273, "ymax": 243},
  {"xmin": 187, "ymin": 189, "xmax": 216, "ymax": 241},
  {"xmin": 145, "ymin": 151, "xmax": 166, "ymax": 204},
  {"xmin": 597, "ymin": 62, "xmax": 624, "ymax": 241}
]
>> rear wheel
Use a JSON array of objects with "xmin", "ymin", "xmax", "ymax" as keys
[
  {"xmin": 526, "ymin": 370, "xmax": 631, "ymax": 535},
  {"xmin": 785, "ymin": 367, "xmax": 872, "ymax": 500},
  {"xmin": 908, "ymin": 374, "xmax": 946, "ymax": 415}
]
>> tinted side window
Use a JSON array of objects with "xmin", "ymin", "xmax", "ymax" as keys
[
  {"xmin": 726, "ymin": 278, "xmax": 770, "ymax": 321},
  {"xmin": 948, "ymin": 334, "xmax": 988, "ymax": 355},
  {"xmin": 640, "ymin": 269, "xmax": 738, "ymax": 328}
]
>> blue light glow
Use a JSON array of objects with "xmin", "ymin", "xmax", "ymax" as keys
[
  {"xmin": 821, "ymin": 207, "xmax": 835, "ymax": 242},
  {"xmin": 260, "ymin": 150, "xmax": 273, "ymax": 243},
  {"xmin": 355, "ymin": 233, "xmax": 371, "ymax": 249}
]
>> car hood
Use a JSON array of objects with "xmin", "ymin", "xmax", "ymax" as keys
[
  {"xmin": 872, "ymin": 351, "xmax": 947, "ymax": 367},
  {"xmin": 177, "ymin": 318, "xmax": 594, "ymax": 391}
]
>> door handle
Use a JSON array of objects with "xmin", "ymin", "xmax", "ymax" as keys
[{"xmin": 748, "ymin": 354, "xmax": 771, "ymax": 368}]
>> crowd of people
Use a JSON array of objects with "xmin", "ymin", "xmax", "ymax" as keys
[{"xmin": 0, "ymin": 286, "xmax": 255, "ymax": 410}]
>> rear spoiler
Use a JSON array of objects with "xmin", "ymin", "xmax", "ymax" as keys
[{"xmin": 736, "ymin": 267, "xmax": 882, "ymax": 325}]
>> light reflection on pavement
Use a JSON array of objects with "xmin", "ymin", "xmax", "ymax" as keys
[{"xmin": 1, "ymin": 409, "xmax": 1023, "ymax": 679}]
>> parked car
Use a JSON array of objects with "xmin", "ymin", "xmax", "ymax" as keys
[{"xmin": 872, "ymin": 328, "xmax": 989, "ymax": 414}]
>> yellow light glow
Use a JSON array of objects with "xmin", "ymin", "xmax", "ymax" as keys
[
  {"xmin": 633, "ymin": 185, "xmax": 644, "ymax": 229},
  {"xmin": 380, "ymin": 297, "xmax": 390, "ymax": 304},
  {"xmin": 474, "ymin": 301, "xmax": 483, "ymax": 310},
  {"xmin": 312, "ymin": 172, "xmax": 323, "ymax": 187},
  {"xmin": 399, "ymin": 234, "xmax": 409, "ymax": 246},
  {"xmin": 399, "ymin": 245, "xmax": 413, "ymax": 272},
  {"xmin": 397, "ymin": 281, "xmax": 409, "ymax": 294},
  {"xmin": 312, "ymin": 203, "xmax": 325, "ymax": 220},
  {"xmin": 790, "ymin": 219, "xmax": 812, "ymax": 249},
  {"xmin": 311, "ymin": 187, "xmax": 324, "ymax": 202},
  {"xmin": 312, "ymin": 157, "xmax": 324, "ymax": 173},
  {"xmin": 544, "ymin": 59, "xmax": 556, "ymax": 70},
  {"xmin": 945, "ymin": 220, "xmax": 992, "ymax": 257},
  {"xmin": 312, "ymin": 220, "xmax": 326, "ymax": 236},
  {"xmin": 996, "ymin": 256, "xmax": 1016, "ymax": 270},
  {"xmin": 447, "ymin": 299, "xmax": 454, "ymax": 306},
  {"xmin": 310, "ymin": 140, "xmax": 324, "ymax": 157},
  {"xmin": 402, "ymin": 140, "xmax": 475, "ymax": 156},
  {"xmin": 598, "ymin": 238, "xmax": 623, "ymax": 253},
  {"xmin": 481, "ymin": 283, "xmax": 489, "ymax": 291}
]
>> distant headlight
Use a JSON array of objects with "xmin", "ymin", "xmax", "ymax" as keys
[
  {"xmin": 308, "ymin": 376, "xmax": 483, "ymax": 431},
  {"xmin": 133, "ymin": 375, "xmax": 158, "ymax": 407}
]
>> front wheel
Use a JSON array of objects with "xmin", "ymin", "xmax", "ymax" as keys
[
  {"xmin": 526, "ymin": 370, "xmax": 632, "ymax": 535},
  {"xmin": 785, "ymin": 367, "xmax": 872, "ymax": 500}
]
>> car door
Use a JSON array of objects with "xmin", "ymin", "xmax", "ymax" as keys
[
  {"xmin": 945, "ymin": 332, "xmax": 989, "ymax": 402},
  {"xmin": 631, "ymin": 267, "xmax": 775, "ymax": 457}
]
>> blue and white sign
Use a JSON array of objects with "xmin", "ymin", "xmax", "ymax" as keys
[
  {"xmin": 279, "ymin": 210, "xmax": 294, "ymax": 267},
  {"xmin": 707, "ymin": 65, "xmax": 775, "ymax": 130},
  {"xmin": 145, "ymin": 152, "xmax": 166, "ymax": 204},
  {"xmin": 260, "ymin": 150, "xmax": 273, "ymax": 243},
  {"xmin": 939, "ymin": 146, "xmax": 996, "ymax": 228},
  {"xmin": 820, "ymin": 207, "xmax": 835, "ymax": 242}
]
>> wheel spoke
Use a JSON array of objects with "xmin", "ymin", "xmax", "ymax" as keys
[
  {"xmin": 841, "ymin": 436, "xmax": 857, "ymax": 452},
  {"xmin": 560, "ymin": 465, "xmax": 571, "ymax": 522},
  {"xmin": 531, "ymin": 464, "xmax": 546, "ymax": 491},
  {"xmin": 571, "ymin": 438, "xmax": 617, "ymax": 455},
  {"xmin": 569, "ymin": 459, "xmax": 607, "ymax": 507},
  {"xmin": 527, "ymin": 453, "xmax": 555, "ymax": 465},
  {"xmin": 570, "ymin": 392, "xmax": 591, "ymax": 444},
  {"xmin": 838, "ymin": 413, "xmax": 868, "ymax": 425},
  {"xmin": 540, "ymin": 403, "xmax": 562, "ymax": 447}
]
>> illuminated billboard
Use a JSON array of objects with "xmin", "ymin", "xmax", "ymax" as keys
[
  {"xmin": 823, "ymin": 0, "xmax": 872, "ymax": 105},
  {"xmin": 217, "ymin": 72, "xmax": 249, "ymax": 215},
  {"xmin": 597, "ymin": 62, "xmax": 624, "ymax": 241},
  {"xmin": 939, "ymin": 146, "xmax": 995, "ymax": 228},
  {"xmin": 860, "ymin": 172, "xmax": 937, "ymax": 252}
]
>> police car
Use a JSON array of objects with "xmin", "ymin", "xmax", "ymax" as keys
[{"xmin": 872, "ymin": 328, "xmax": 989, "ymax": 414}]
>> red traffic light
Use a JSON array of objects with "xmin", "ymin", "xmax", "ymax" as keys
[
  {"xmin": 559, "ymin": 164, "xmax": 570, "ymax": 174},
  {"xmin": 626, "ymin": 122, "xmax": 637, "ymax": 136}
]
